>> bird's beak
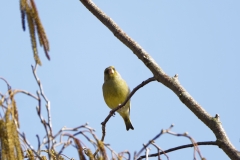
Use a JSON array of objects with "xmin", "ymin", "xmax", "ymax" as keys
[{"xmin": 108, "ymin": 68, "xmax": 115, "ymax": 75}]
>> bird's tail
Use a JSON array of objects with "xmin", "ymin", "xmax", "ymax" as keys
[{"xmin": 123, "ymin": 117, "xmax": 134, "ymax": 131}]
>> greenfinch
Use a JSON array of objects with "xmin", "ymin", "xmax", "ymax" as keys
[{"xmin": 102, "ymin": 66, "xmax": 134, "ymax": 131}]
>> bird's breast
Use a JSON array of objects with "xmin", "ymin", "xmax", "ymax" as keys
[{"xmin": 102, "ymin": 79, "xmax": 129, "ymax": 109}]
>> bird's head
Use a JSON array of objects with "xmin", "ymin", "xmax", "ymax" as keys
[{"xmin": 104, "ymin": 66, "xmax": 120, "ymax": 81}]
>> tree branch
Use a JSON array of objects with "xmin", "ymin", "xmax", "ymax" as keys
[
  {"xmin": 138, "ymin": 141, "xmax": 217, "ymax": 160},
  {"xmin": 79, "ymin": 0, "xmax": 240, "ymax": 159},
  {"xmin": 101, "ymin": 77, "xmax": 156, "ymax": 141}
]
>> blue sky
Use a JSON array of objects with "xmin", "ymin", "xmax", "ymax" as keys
[{"xmin": 1, "ymin": 1, "xmax": 240, "ymax": 159}]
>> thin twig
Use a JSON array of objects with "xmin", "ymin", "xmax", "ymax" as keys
[
  {"xmin": 0, "ymin": 77, "xmax": 11, "ymax": 90},
  {"xmin": 57, "ymin": 134, "xmax": 73, "ymax": 157},
  {"xmin": 143, "ymin": 144, "xmax": 150, "ymax": 160},
  {"xmin": 151, "ymin": 142, "xmax": 169, "ymax": 160},
  {"xmin": 55, "ymin": 125, "xmax": 97, "ymax": 157},
  {"xmin": 36, "ymin": 93, "xmax": 50, "ymax": 148},
  {"xmin": 101, "ymin": 77, "xmax": 156, "ymax": 141},
  {"xmin": 104, "ymin": 144, "xmax": 119, "ymax": 160},
  {"xmin": 165, "ymin": 130, "xmax": 203, "ymax": 159},
  {"xmin": 31, "ymin": 65, "xmax": 52, "ymax": 133},
  {"xmin": 52, "ymin": 124, "xmax": 88, "ymax": 140},
  {"xmin": 19, "ymin": 132, "xmax": 41, "ymax": 159},
  {"xmin": 31, "ymin": 64, "xmax": 53, "ymax": 159},
  {"xmin": 137, "ymin": 141, "xmax": 217, "ymax": 160},
  {"xmin": 13, "ymin": 89, "xmax": 38, "ymax": 100},
  {"xmin": 135, "ymin": 125, "xmax": 173, "ymax": 159},
  {"xmin": 36, "ymin": 134, "xmax": 41, "ymax": 154},
  {"xmin": 119, "ymin": 150, "xmax": 131, "ymax": 160}
]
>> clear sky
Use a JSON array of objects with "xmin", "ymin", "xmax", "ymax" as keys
[{"xmin": 1, "ymin": 0, "xmax": 240, "ymax": 159}]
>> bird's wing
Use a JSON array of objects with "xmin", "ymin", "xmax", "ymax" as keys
[{"xmin": 128, "ymin": 87, "xmax": 131, "ymax": 115}]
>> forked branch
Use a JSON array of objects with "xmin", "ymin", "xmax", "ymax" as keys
[
  {"xmin": 79, "ymin": 0, "xmax": 240, "ymax": 159},
  {"xmin": 101, "ymin": 77, "xmax": 156, "ymax": 141}
]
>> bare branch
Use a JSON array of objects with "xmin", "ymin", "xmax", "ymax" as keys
[
  {"xmin": 19, "ymin": 132, "xmax": 41, "ymax": 159},
  {"xmin": 104, "ymin": 144, "xmax": 119, "ymax": 160},
  {"xmin": 151, "ymin": 142, "xmax": 169, "ymax": 160},
  {"xmin": 143, "ymin": 144, "xmax": 150, "ymax": 160},
  {"xmin": 13, "ymin": 89, "xmax": 38, "ymax": 100},
  {"xmin": 31, "ymin": 64, "xmax": 53, "ymax": 159},
  {"xmin": 135, "ymin": 125, "xmax": 173, "ymax": 159},
  {"xmin": 119, "ymin": 150, "xmax": 131, "ymax": 160},
  {"xmin": 135, "ymin": 125, "xmax": 210, "ymax": 160},
  {"xmin": 0, "ymin": 77, "xmax": 11, "ymax": 90},
  {"xmin": 79, "ymin": 0, "xmax": 240, "ymax": 159},
  {"xmin": 138, "ymin": 141, "xmax": 217, "ymax": 160},
  {"xmin": 36, "ymin": 134, "xmax": 41, "ymax": 154},
  {"xmin": 101, "ymin": 77, "xmax": 156, "ymax": 141},
  {"xmin": 165, "ymin": 130, "xmax": 204, "ymax": 159}
]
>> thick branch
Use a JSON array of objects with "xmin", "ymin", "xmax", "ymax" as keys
[{"xmin": 79, "ymin": 0, "xmax": 240, "ymax": 159}]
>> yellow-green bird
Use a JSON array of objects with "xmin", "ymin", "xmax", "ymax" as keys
[{"xmin": 102, "ymin": 66, "xmax": 134, "ymax": 131}]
